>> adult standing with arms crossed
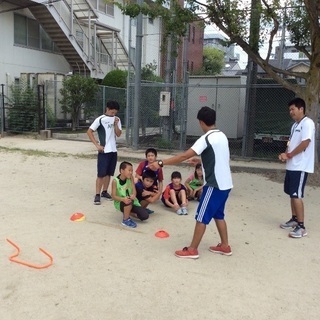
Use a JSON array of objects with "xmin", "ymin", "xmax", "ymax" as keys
[
  {"xmin": 279, "ymin": 97, "xmax": 315, "ymax": 238},
  {"xmin": 149, "ymin": 106, "xmax": 233, "ymax": 259},
  {"xmin": 87, "ymin": 100, "xmax": 122, "ymax": 205}
]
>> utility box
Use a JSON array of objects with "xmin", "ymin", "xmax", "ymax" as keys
[
  {"xmin": 187, "ymin": 76, "xmax": 247, "ymax": 139},
  {"xmin": 159, "ymin": 91, "xmax": 171, "ymax": 116}
]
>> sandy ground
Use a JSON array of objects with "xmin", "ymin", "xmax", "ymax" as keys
[{"xmin": 0, "ymin": 138, "xmax": 319, "ymax": 320}]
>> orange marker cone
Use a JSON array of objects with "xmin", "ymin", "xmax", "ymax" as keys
[
  {"xmin": 155, "ymin": 230, "xmax": 169, "ymax": 238},
  {"xmin": 70, "ymin": 212, "xmax": 85, "ymax": 222}
]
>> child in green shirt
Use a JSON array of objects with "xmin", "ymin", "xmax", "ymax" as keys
[{"xmin": 111, "ymin": 161, "xmax": 149, "ymax": 228}]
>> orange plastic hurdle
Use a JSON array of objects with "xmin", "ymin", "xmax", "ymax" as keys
[{"xmin": 6, "ymin": 238, "xmax": 53, "ymax": 269}]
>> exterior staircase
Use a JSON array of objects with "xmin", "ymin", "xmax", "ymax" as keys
[{"xmin": 26, "ymin": 0, "xmax": 131, "ymax": 79}]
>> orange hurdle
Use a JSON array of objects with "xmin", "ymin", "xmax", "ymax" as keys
[{"xmin": 6, "ymin": 238, "xmax": 53, "ymax": 269}]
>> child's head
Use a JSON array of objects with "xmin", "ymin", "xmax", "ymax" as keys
[
  {"xmin": 119, "ymin": 161, "xmax": 133, "ymax": 179},
  {"xmin": 142, "ymin": 170, "xmax": 157, "ymax": 188},
  {"xmin": 145, "ymin": 148, "xmax": 157, "ymax": 163},
  {"xmin": 194, "ymin": 163, "xmax": 203, "ymax": 179},
  {"xmin": 105, "ymin": 100, "xmax": 120, "ymax": 116},
  {"xmin": 171, "ymin": 171, "xmax": 182, "ymax": 185}
]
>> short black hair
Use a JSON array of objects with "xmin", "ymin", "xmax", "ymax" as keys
[
  {"xmin": 288, "ymin": 97, "xmax": 306, "ymax": 114},
  {"xmin": 171, "ymin": 171, "xmax": 182, "ymax": 179},
  {"xmin": 142, "ymin": 169, "xmax": 157, "ymax": 181},
  {"xmin": 106, "ymin": 100, "xmax": 120, "ymax": 111},
  {"xmin": 145, "ymin": 148, "xmax": 157, "ymax": 157},
  {"xmin": 119, "ymin": 161, "xmax": 132, "ymax": 171},
  {"xmin": 197, "ymin": 106, "xmax": 216, "ymax": 126}
]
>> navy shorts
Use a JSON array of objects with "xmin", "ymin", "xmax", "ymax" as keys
[
  {"xmin": 284, "ymin": 170, "xmax": 308, "ymax": 198},
  {"xmin": 195, "ymin": 186, "xmax": 231, "ymax": 224},
  {"xmin": 97, "ymin": 152, "xmax": 117, "ymax": 177}
]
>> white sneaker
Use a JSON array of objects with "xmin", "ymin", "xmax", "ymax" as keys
[
  {"xmin": 176, "ymin": 208, "xmax": 183, "ymax": 215},
  {"xmin": 289, "ymin": 226, "xmax": 307, "ymax": 238},
  {"xmin": 181, "ymin": 207, "xmax": 188, "ymax": 215}
]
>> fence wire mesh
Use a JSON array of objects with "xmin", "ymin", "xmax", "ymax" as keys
[{"xmin": 1, "ymin": 79, "xmax": 303, "ymax": 160}]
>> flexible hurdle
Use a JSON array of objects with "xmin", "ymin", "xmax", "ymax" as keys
[{"xmin": 6, "ymin": 238, "xmax": 53, "ymax": 269}]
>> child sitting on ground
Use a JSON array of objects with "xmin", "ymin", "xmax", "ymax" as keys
[
  {"xmin": 184, "ymin": 163, "xmax": 204, "ymax": 201},
  {"xmin": 135, "ymin": 147, "xmax": 164, "ymax": 195},
  {"xmin": 135, "ymin": 169, "xmax": 160, "ymax": 214},
  {"xmin": 111, "ymin": 161, "xmax": 149, "ymax": 228},
  {"xmin": 162, "ymin": 171, "xmax": 188, "ymax": 215}
]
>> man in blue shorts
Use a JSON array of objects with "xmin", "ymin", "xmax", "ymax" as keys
[
  {"xmin": 149, "ymin": 106, "xmax": 233, "ymax": 259},
  {"xmin": 87, "ymin": 100, "xmax": 122, "ymax": 205},
  {"xmin": 278, "ymin": 98, "xmax": 315, "ymax": 238}
]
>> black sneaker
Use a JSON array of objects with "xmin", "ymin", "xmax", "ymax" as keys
[
  {"xmin": 101, "ymin": 191, "xmax": 112, "ymax": 200},
  {"xmin": 94, "ymin": 194, "xmax": 101, "ymax": 205}
]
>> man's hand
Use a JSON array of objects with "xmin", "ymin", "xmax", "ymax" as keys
[
  {"xmin": 278, "ymin": 153, "xmax": 288, "ymax": 162},
  {"xmin": 148, "ymin": 162, "xmax": 160, "ymax": 171}
]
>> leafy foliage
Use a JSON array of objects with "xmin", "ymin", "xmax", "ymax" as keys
[
  {"xmin": 102, "ymin": 69, "xmax": 128, "ymax": 88},
  {"xmin": 8, "ymin": 84, "xmax": 38, "ymax": 132},
  {"xmin": 59, "ymin": 75, "xmax": 99, "ymax": 130},
  {"xmin": 201, "ymin": 47, "xmax": 225, "ymax": 75}
]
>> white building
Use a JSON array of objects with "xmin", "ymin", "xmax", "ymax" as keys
[{"xmin": 0, "ymin": 0, "xmax": 162, "ymax": 86}]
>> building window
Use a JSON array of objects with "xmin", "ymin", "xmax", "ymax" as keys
[
  {"xmin": 14, "ymin": 14, "xmax": 59, "ymax": 53},
  {"xmin": 191, "ymin": 61, "xmax": 194, "ymax": 72},
  {"xmin": 107, "ymin": 3, "xmax": 114, "ymax": 16},
  {"xmin": 192, "ymin": 26, "xmax": 195, "ymax": 44},
  {"xmin": 98, "ymin": 0, "xmax": 106, "ymax": 12}
]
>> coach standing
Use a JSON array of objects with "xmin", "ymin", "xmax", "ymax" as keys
[{"xmin": 278, "ymin": 98, "xmax": 315, "ymax": 238}]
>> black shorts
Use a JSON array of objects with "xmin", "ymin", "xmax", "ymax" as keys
[
  {"xmin": 97, "ymin": 152, "xmax": 117, "ymax": 177},
  {"xmin": 284, "ymin": 170, "xmax": 308, "ymax": 198}
]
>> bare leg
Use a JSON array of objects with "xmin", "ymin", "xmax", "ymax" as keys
[
  {"xmin": 214, "ymin": 219, "xmax": 229, "ymax": 247},
  {"xmin": 291, "ymin": 198, "xmax": 304, "ymax": 222},
  {"xmin": 95, "ymin": 177, "xmax": 104, "ymax": 194},
  {"xmin": 102, "ymin": 175, "xmax": 111, "ymax": 192},
  {"xmin": 189, "ymin": 221, "xmax": 207, "ymax": 249},
  {"xmin": 123, "ymin": 204, "xmax": 132, "ymax": 220}
]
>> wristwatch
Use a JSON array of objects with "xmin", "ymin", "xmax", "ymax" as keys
[{"xmin": 157, "ymin": 160, "xmax": 164, "ymax": 167}]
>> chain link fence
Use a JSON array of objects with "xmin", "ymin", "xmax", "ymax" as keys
[{"xmin": 0, "ymin": 78, "xmax": 303, "ymax": 160}]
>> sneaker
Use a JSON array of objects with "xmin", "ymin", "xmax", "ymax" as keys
[
  {"xmin": 280, "ymin": 218, "xmax": 298, "ymax": 229},
  {"xmin": 175, "ymin": 247, "xmax": 199, "ymax": 259},
  {"xmin": 94, "ymin": 194, "xmax": 101, "ymax": 205},
  {"xmin": 176, "ymin": 208, "xmax": 183, "ymax": 215},
  {"xmin": 101, "ymin": 191, "xmax": 112, "ymax": 200},
  {"xmin": 209, "ymin": 243, "xmax": 232, "ymax": 256},
  {"xmin": 145, "ymin": 208, "xmax": 155, "ymax": 214},
  {"xmin": 289, "ymin": 226, "xmax": 307, "ymax": 238},
  {"xmin": 121, "ymin": 218, "xmax": 137, "ymax": 228},
  {"xmin": 181, "ymin": 207, "xmax": 188, "ymax": 215}
]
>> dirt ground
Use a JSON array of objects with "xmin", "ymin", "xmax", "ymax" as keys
[{"xmin": 0, "ymin": 140, "xmax": 319, "ymax": 320}]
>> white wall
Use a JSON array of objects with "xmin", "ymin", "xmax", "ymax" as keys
[{"xmin": 0, "ymin": 5, "xmax": 71, "ymax": 88}]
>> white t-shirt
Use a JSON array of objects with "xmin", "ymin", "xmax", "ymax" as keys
[
  {"xmin": 89, "ymin": 115, "xmax": 122, "ymax": 153},
  {"xmin": 286, "ymin": 116, "xmax": 315, "ymax": 173},
  {"xmin": 191, "ymin": 129, "xmax": 233, "ymax": 190}
]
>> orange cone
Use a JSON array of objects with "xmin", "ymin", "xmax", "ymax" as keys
[
  {"xmin": 155, "ymin": 230, "xmax": 169, "ymax": 238},
  {"xmin": 70, "ymin": 212, "xmax": 85, "ymax": 222}
]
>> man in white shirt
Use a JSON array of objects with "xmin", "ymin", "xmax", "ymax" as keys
[
  {"xmin": 149, "ymin": 106, "xmax": 233, "ymax": 259},
  {"xmin": 87, "ymin": 100, "xmax": 122, "ymax": 205},
  {"xmin": 279, "ymin": 98, "xmax": 315, "ymax": 238}
]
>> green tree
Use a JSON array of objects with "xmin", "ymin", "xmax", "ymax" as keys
[
  {"xmin": 117, "ymin": 0, "xmax": 320, "ymax": 161},
  {"xmin": 202, "ymin": 47, "xmax": 225, "ymax": 75},
  {"xmin": 102, "ymin": 69, "xmax": 128, "ymax": 88},
  {"xmin": 59, "ymin": 75, "xmax": 98, "ymax": 131}
]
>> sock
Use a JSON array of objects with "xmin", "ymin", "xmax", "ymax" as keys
[
  {"xmin": 292, "ymin": 215, "xmax": 298, "ymax": 221},
  {"xmin": 298, "ymin": 222, "xmax": 305, "ymax": 229}
]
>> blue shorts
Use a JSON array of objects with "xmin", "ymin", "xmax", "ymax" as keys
[
  {"xmin": 284, "ymin": 170, "xmax": 308, "ymax": 198},
  {"xmin": 195, "ymin": 186, "xmax": 231, "ymax": 224},
  {"xmin": 97, "ymin": 152, "xmax": 117, "ymax": 177}
]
